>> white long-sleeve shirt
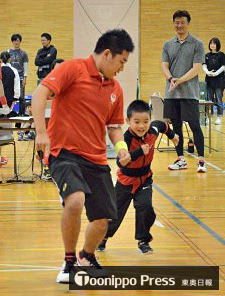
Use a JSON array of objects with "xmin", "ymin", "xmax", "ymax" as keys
[{"xmin": 1, "ymin": 62, "xmax": 20, "ymax": 99}]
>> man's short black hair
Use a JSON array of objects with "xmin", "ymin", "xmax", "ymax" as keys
[
  {"xmin": 11, "ymin": 34, "xmax": 22, "ymax": 42},
  {"xmin": 127, "ymin": 100, "xmax": 150, "ymax": 119},
  {"xmin": 209, "ymin": 37, "xmax": 221, "ymax": 52},
  {"xmin": 41, "ymin": 33, "xmax": 52, "ymax": 41},
  {"xmin": 0, "ymin": 51, "xmax": 11, "ymax": 63},
  {"xmin": 94, "ymin": 29, "xmax": 134, "ymax": 57},
  {"xmin": 173, "ymin": 10, "xmax": 191, "ymax": 23}
]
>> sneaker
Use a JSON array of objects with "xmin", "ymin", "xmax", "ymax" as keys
[
  {"xmin": 197, "ymin": 161, "xmax": 207, "ymax": 173},
  {"xmin": 18, "ymin": 134, "xmax": 24, "ymax": 141},
  {"xmin": 56, "ymin": 260, "xmax": 77, "ymax": 284},
  {"xmin": 41, "ymin": 167, "xmax": 52, "ymax": 181},
  {"xmin": 168, "ymin": 158, "xmax": 187, "ymax": 170},
  {"xmin": 23, "ymin": 135, "xmax": 30, "ymax": 141},
  {"xmin": 138, "ymin": 241, "xmax": 153, "ymax": 254},
  {"xmin": 96, "ymin": 239, "xmax": 107, "ymax": 252},
  {"xmin": 28, "ymin": 131, "xmax": 36, "ymax": 139},
  {"xmin": 24, "ymin": 131, "xmax": 36, "ymax": 141},
  {"xmin": 77, "ymin": 250, "xmax": 108, "ymax": 278},
  {"xmin": 0, "ymin": 156, "xmax": 8, "ymax": 165},
  {"xmin": 214, "ymin": 117, "xmax": 221, "ymax": 125}
]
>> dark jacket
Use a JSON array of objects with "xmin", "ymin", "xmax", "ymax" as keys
[{"xmin": 35, "ymin": 45, "xmax": 57, "ymax": 79}]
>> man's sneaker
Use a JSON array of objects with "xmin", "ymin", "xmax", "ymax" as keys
[
  {"xmin": 77, "ymin": 250, "xmax": 108, "ymax": 278},
  {"xmin": 18, "ymin": 133, "xmax": 24, "ymax": 141},
  {"xmin": 56, "ymin": 260, "xmax": 77, "ymax": 284},
  {"xmin": 138, "ymin": 241, "xmax": 153, "ymax": 254},
  {"xmin": 41, "ymin": 167, "xmax": 52, "ymax": 181},
  {"xmin": 23, "ymin": 135, "xmax": 29, "ymax": 141},
  {"xmin": 168, "ymin": 158, "xmax": 187, "ymax": 170},
  {"xmin": 197, "ymin": 161, "xmax": 207, "ymax": 173},
  {"xmin": 24, "ymin": 131, "xmax": 35, "ymax": 141},
  {"xmin": 96, "ymin": 239, "xmax": 107, "ymax": 252},
  {"xmin": 0, "ymin": 157, "xmax": 8, "ymax": 165},
  {"xmin": 28, "ymin": 131, "xmax": 36, "ymax": 139}
]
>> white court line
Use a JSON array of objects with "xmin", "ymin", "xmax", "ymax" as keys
[
  {"xmin": 0, "ymin": 268, "xmax": 58, "ymax": 272},
  {"xmin": 161, "ymin": 138, "xmax": 225, "ymax": 173},
  {"xmin": 112, "ymin": 181, "xmax": 165, "ymax": 228},
  {"xmin": 154, "ymin": 220, "xmax": 164, "ymax": 228},
  {"xmin": 184, "ymin": 151, "xmax": 225, "ymax": 172},
  {"xmin": 0, "ymin": 263, "xmax": 59, "ymax": 272},
  {"xmin": 0, "ymin": 189, "xmax": 13, "ymax": 191},
  {"xmin": 0, "ymin": 200, "xmax": 59, "ymax": 203},
  {"xmin": 0, "ymin": 263, "xmax": 58, "ymax": 269}
]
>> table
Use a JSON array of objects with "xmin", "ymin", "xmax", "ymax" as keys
[{"xmin": 0, "ymin": 116, "xmax": 34, "ymax": 131}]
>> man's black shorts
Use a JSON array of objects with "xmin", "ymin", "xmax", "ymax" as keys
[
  {"xmin": 49, "ymin": 149, "xmax": 117, "ymax": 222},
  {"xmin": 163, "ymin": 99, "xmax": 200, "ymax": 122}
]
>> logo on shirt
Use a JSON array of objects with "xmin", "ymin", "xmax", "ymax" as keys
[
  {"xmin": 142, "ymin": 186, "xmax": 150, "ymax": 190},
  {"xmin": 110, "ymin": 93, "xmax": 117, "ymax": 103},
  {"xmin": 49, "ymin": 76, "xmax": 56, "ymax": 80}
]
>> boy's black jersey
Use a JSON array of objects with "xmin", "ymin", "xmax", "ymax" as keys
[{"xmin": 117, "ymin": 120, "xmax": 175, "ymax": 193}]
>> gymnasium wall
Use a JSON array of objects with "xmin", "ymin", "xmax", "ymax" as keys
[
  {"xmin": 0, "ymin": 0, "xmax": 74, "ymax": 95},
  {"xmin": 73, "ymin": 0, "xmax": 139, "ymax": 109}
]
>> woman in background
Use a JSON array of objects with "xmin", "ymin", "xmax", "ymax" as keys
[{"xmin": 203, "ymin": 37, "xmax": 225, "ymax": 125}]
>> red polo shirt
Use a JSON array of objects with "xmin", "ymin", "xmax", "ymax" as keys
[{"xmin": 41, "ymin": 55, "xmax": 124, "ymax": 165}]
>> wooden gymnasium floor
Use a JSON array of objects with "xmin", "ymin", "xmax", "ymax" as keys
[{"xmin": 0, "ymin": 121, "xmax": 225, "ymax": 296}]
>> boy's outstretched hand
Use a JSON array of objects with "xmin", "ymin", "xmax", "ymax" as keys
[
  {"xmin": 171, "ymin": 134, "xmax": 179, "ymax": 146},
  {"xmin": 118, "ymin": 149, "xmax": 131, "ymax": 167}
]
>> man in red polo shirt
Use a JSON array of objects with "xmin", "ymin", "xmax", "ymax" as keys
[{"xmin": 32, "ymin": 29, "xmax": 134, "ymax": 282}]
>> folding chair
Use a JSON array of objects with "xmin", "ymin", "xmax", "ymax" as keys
[
  {"xmin": 0, "ymin": 123, "xmax": 18, "ymax": 179},
  {"xmin": 149, "ymin": 95, "xmax": 174, "ymax": 151},
  {"xmin": 149, "ymin": 94, "xmax": 192, "ymax": 152}
]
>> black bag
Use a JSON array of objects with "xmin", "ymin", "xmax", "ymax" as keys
[{"xmin": 187, "ymin": 139, "xmax": 194, "ymax": 153}]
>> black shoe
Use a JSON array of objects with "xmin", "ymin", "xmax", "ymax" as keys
[
  {"xmin": 77, "ymin": 251, "xmax": 108, "ymax": 278},
  {"xmin": 138, "ymin": 241, "xmax": 153, "ymax": 254},
  {"xmin": 96, "ymin": 238, "xmax": 107, "ymax": 252}
]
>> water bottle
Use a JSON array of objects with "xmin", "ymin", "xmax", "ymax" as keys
[{"xmin": 187, "ymin": 139, "xmax": 194, "ymax": 153}]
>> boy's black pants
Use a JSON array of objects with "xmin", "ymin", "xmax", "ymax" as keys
[{"xmin": 106, "ymin": 177, "xmax": 156, "ymax": 243}]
